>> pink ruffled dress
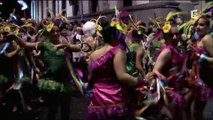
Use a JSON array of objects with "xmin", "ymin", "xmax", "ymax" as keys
[
  {"xmin": 86, "ymin": 46, "xmax": 132, "ymax": 120},
  {"xmin": 156, "ymin": 45, "xmax": 186, "ymax": 108},
  {"xmin": 191, "ymin": 42, "xmax": 213, "ymax": 101}
]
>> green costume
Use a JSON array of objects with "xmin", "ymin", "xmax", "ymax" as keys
[
  {"xmin": 126, "ymin": 45, "xmax": 140, "ymax": 77},
  {"xmin": 42, "ymin": 41, "xmax": 67, "ymax": 80},
  {"xmin": 0, "ymin": 74, "xmax": 9, "ymax": 86},
  {"xmin": 38, "ymin": 41, "xmax": 75, "ymax": 94}
]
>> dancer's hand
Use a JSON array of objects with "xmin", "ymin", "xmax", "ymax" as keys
[
  {"xmin": 145, "ymin": 72, "xmax": 156, "ymax": 81},
  {"xmin": 81, "ymin": 43, "xmax": 92, "ymax": 52},
  {"xmin": 34, "ymin": 67, "xmax": 41, "ymax": 74},
  {"xmin": 82, "ymin": 82, "xmax": 88, "ymax": 90},
  {"xmin": 31, "ymin": 50, "xmax": 41, "ymax": 57},
  {"xmin": 196, "ymin": 53, "xmax": 209, "ymax": 63},
  {"xmin": 152, "ymin": 71, "xmax": 166, "ymax": 80},
  {"xmin": 187, "ymin": 40, "xmax": 196, "ymax": 52},
  {"xmin": 164, "ymin": 86, "xmax": 174, "ymax": 91},
  {"xmin": 194, "ymin": 53, "xmax": 201, "ymax": 60}
]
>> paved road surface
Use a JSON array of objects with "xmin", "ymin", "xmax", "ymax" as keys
[{"xmin": 1, "ymin": 95, "xmax": 212, "ymax": 120}]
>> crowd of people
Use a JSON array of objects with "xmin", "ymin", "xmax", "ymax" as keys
[{"xmin": 0, "ymin": 2, "xmax": 213, "ymax": 120}]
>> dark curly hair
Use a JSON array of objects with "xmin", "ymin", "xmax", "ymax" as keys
[{"xmin": 99, "ymin": 18, "xmax": 117, "ymax": 44}]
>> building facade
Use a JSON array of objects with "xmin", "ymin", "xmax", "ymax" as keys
[{"xmin": 31, "ymin": 0, "xmax": 211, "ymax": 22}]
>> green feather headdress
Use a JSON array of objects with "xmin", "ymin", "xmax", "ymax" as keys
[
  {"xmin": 148, "ymin": 17, "xmax": 162, "ymax": 28},
  {"xmin": 162, "ymin": 11, "xmax": 182, "ymax": 33},
  {"xmin": 178, "ymin": 2, "xmax": 213, "ymax": 39}
]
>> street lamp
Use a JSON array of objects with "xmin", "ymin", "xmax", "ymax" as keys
[
  {"xmin": 17, "ymin": 0, "xmax": 28, "ymax": 10},
  {"xmin": 17, "ymin": 0, "xmax": 28, "ymax": 18},
  {"xmin": 0, "ymin": 2, "xmax": 2, "ymax": 16}
]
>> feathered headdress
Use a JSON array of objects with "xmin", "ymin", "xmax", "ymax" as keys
[
  {"xmin": 46, "ymin": 22, "xmax": 54, "ymax": 32},
  {"xmin": 162, "ymin": 11, "xmax": 182, "ymax": 33},
  {"xmin": 178, "ymin": 2, "xmax": 213, "ymax": 39},
  {"xmin": 201, "ymin": 2, "xmax": 213, "ymax": 15},
  {"xmin": 110, "ymin": 6, "xmax": 129, "ymax": 34},
  {"xmin": 53, "ymin": 14, "xmax": 68, "ymax": 27},
  {"xmin": 128, "ymin": 18, "xmax": 149, "ymax": 43},
  {"xmin": 88, "ymin": 15, "xmax": 107, "ymax": 37},
  {"xmin": 148, "ymin": 16, "xmax": 162, "ymax": 29},
  {"xmin": 0, "ymin": 23, "xmax": 20, "ymax": 36},
  {"xmin": 46, "ymin": 8, "xmax": 68, "ymax": 28},
  {"xmin": 0, "ymin": 18, "xmax": 37, "ymax": 37}
]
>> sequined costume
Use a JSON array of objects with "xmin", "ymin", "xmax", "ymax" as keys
[
  {"xmin": 37, "ymin": 41, "xmax": 75, "ymax": 94},
  {"xmin": 190, "ymin": 37, "xmax": 213, "ymax": 101},
  {"xmin": 198, "ymin": 33, "xmax": 213, "ymax": 89},
  {"xmin": 86, "ymin": 46, "xmax": 133, "ymax": 120},
  {"xmin": 156, "ymin": 45, "xmax": 185, "ymax": 107}
]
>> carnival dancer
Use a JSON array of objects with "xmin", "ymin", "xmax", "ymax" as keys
[
  {"xmin": 0, "ymin": 30, "xmax": 21, "ymax": 120},
  {"xmin": 148, "ymin": 12, "xmax": 186, "ymax": 120},
  {"xmin": 10, "ymin": 19, "xmax": 83, "ymax": 120},
  {"xmin": 126, "ymin": 26, "xmax": 146, "ymax": 77},
  {"xmin": 194, "ymin": 15, "xmax": 213, "ymax": 88},
  {"xmin": 187, "ymin": 15, "xmax": 213, "ymax": 120},
  {"xmin": 123, "ymin": 27, "xmax": 145, "ymax": 118},
  {"xmin": 0, "ymin": 21, "xmax": 40, "ymax": 119},
  {"xmin": 144, "ymin": 17, "xmax": 164, "ymax": 73},
  {"xmin": 84, "ymin": 17, "xmax": 148, "ymax": 120}
]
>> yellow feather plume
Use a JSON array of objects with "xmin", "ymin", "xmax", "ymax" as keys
[{"xmin": 165, "ymin": 11, "xmax": 182, "ymax": 21}]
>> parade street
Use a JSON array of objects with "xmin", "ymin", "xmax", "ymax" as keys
[{"xmin": 0, "ymin": 0, "xmax": 213, "ymax": 120}]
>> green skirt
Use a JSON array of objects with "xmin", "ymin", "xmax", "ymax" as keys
[
  {"xmin": 37, "ymin": 79, "xmax": 79, "ymax": 96},
  {"xmin": 0, "ymin": 74, "xmax": 9, "ymax": 86}
]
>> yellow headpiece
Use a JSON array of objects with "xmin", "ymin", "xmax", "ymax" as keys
[{"xmin": 162, "ymin": 11, "xmax": 182, "ymax": 33}]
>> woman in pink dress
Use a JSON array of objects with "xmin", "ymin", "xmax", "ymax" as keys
[
  {"xmin": 85, "ymin": 19, "xmax": 145, "ymax": 120},
  {"xmin": 151, "ymin": 23, "xmax": 186, "ymax": 120},
  {"xmin": 188, "ymin": 15, "xmax": 213, "ymax": 120}
]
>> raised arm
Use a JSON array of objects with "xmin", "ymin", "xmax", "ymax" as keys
[
  {"xmin": 197, "ymin": 53, "xmax": 213, "ymax": 63},
  {"xmin": 135, "ymin": 47, "xmax": 146, "ymax": 77},
  {"xmin": 153, "ymin": 48, "xmax": 172, "ymax": 80},
  {"xmin": 4, "ymin": 48, "xmax": 20, "ymax": 58},
  {"xmin": 66, "ymin": 43, "xmax": 82, "ymax": 52},
  {"xmin": 114, "ymin": 49, "xmax": 138, "ymax": 87},
  {"xmin": 14, "ymin": 35, "xmax": 42, "ymax": 50}
]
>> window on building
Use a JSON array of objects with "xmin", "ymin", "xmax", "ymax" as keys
[
  {"xmin": 91, "ymin": 0, "xmax": 97, "ymax": 13},
  {"xmin": 62, "ymin": 0, "xmax": 66, "ymax": 15},
  {"xmin": 69, "ymin": 0, "xmax": 78, "ymax": 16},
  {"xmin": 40, "ymin": 1, "xmax": 43, "ymax": 19},
  {"xmin": 53, "ymin": 0, "xmax": 56, "ymax": 15},
  {"xmin": 123, "ymin": 0, "xmax": 132, "ymax": 7}
]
